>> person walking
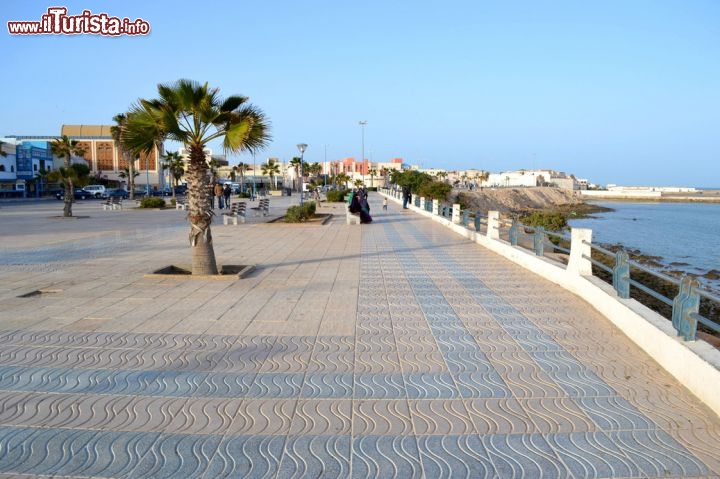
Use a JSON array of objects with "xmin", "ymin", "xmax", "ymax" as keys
[
  {"xmin": 382, "ymin": 197, "xmax": 388, "ymax": 210},
  {"xmin": 214, "ymin": 183, "xmax": 224, "ymax": 209},
  {"xmin": 223, "ymin": 183, "xmax": 232, "ymax": 210},
  {"xmin": 402, "ymin": 186, "xmax": 411, "ymax": 209}
]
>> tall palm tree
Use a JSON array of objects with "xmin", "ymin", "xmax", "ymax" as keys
[
  {"xmin": 110, "ymin": 113, "xmax": 137, "ymax": 199},
  {"xmin": 162, "ymin": 150, "xmax": 185, "ymax": 200},
  {"xmin": 122, "ymin": 79, "xmax": 270, "ymax": 275},
  {"xmin": 261, "ymin": 158, "xmax": 280, "ymax": 190},
  {"xmin": 289, "ymin": 157, "xmax": 302, "ymax": 192},
  {"xmin": 49, "ymin": 135, "xmax": 86, "ymax": 217}
]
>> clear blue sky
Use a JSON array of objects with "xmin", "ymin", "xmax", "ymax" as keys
[{"xmin": 3, "ymin": 0, "xmax": 719, "ymax": 187}]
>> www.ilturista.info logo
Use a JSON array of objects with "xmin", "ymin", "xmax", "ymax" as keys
[{"xmin": 7, "ymin": 7, "xmax": 150, "ymax": 36}]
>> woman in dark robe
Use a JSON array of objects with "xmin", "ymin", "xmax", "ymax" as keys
[{"xmin": 357, "ymin": 188, "xmax": 372, "ymax": 223}]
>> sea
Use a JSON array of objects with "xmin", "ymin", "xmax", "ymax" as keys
[{"xmin": 568, "ymin": 200, "xmax": 720, "ymax": 294}]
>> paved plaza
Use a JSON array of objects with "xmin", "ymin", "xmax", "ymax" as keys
[{"xmin": 0, "ymin": 194, "xmax": 719, "ymax": 478}]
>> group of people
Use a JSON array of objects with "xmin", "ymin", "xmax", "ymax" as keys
[
  {"xmin": 211, "ymin": 183, "xmax": 232, "ymax": 209},
  {"xmin": 348, "ymin": 187, "xmax": 373, "ymax": 224}
]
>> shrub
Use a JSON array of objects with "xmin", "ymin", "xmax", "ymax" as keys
[
  {"xmin": 326, "ymin": 189, "xmax": 348, "ymax": 202},
  {"xmin": 520, "ymin": 211, "xmax": 568, "ymax": 231},
  {"xmin": 284, "ymin": 201, "xmax": 317, "ymax": 222},
  {"xmin": 139, "ymin": 196, "xmax": 166, "ymax": 208},
  {"xmin": 418, "ymin": 181, "xmax": 452, "ymax": 200}
]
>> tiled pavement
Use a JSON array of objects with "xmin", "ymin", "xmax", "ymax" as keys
[{"xmin": 0, "ymin": 195, "xmax": 719, "ymax": 478}]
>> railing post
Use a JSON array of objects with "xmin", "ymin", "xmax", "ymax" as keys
[
  {"xmin": 672, "ymin": 275, "xmax": 700, "ymax": 341},
  {"xmin": 509, "ymin": 220, "xmax": 519, "ymax": 246},
  {"xmin": 612, "ymin": 249, "xmax": 630, "ymax": 299},
  {"xmin": 452, "ymin": 204, "xmax": 462, "ymax": 224},
  {"xmin": 420, "ymin": 196, "xmax": 427, "ymax": 210},
  {"xmin": 474, "ymin": 212, "xmax": 481, "ymax": 232},
  {"xmin": 461, "ymin": 209, "xmax": 469, "ymax": 227},
  {"xmin": 487, "ymin": 211, "xmax": 500, "ymax": 239},
  {"xmin": 533, "ymin": 226, "xmax": 545, "ymax": 256},
  {"xmin": 567, "ymin": 228, "xmax": 593, "ymax": 275},
  {"xmin": 432, "ymin": 199, "xmax": 439, "ymax": 216}
]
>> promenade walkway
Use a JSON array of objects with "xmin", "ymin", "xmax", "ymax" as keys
[{"xmin": 0, "ymin": 194, "xmax": 719, "ymax": 478}]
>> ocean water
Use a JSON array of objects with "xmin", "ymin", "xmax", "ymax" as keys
[{"xmin": 568, "ymin": 201, "xmax": 720, "ymax": 292}]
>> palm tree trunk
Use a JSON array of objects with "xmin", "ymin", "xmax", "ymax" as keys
[
  {"xmin": 187, "ymin": 145, "xmax": 218, "ymax": 275},
  {"xmin": 63, "ymin": 179, "xmax": 73, "ymax": 217}
]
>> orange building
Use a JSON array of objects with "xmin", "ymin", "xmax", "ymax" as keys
[{"xmin": 60, "ymin": 125, "xmax": 163, "ymax": 187}]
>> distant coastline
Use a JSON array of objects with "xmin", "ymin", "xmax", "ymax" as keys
[{"xmin": 580, "ymin": 188, "xmax": 720, "ymax": 203}]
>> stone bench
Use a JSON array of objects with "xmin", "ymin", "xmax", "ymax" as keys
[
  {"xmin": 101, "ymin": 197, "xmax": 123, "ymax": 210},
  {"xmin": 222, "ymin": 202, "xmax": 247, "ymax": 225}
]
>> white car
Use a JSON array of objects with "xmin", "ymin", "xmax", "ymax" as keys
[{"xmin": 83, "ymin": 185, "xmax": 107, "ymax": 198}]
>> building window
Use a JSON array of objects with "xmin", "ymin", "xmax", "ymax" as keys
[
  {"xmin": 0, "ymin": 165, "xmax": 5, "ymax": 172},
  {"xmin": 34, "ymin": 164, "xmax": 38, "ymax": 171}
]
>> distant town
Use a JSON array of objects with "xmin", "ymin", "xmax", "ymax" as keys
[{"xmin": 0, "ymin": 125, "xmax": 699, "ymax": 199}]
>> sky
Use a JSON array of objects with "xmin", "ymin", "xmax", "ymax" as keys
[{"xmin": 2, "ymin": 0, "xmax": 719, "ymax": 187}]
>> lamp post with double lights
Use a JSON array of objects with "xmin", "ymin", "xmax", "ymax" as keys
[{"xmin": 297, "ymin": 143, "xmax": 307, "ymax": 206}]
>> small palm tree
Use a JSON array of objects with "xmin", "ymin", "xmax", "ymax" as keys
[
  {"xmin": 236, "ymin": 162, "xmax": 250, "ymax": 193},
  {"xmin": 335, "ymin": 172, "xmax": 351, "ymax": 189},
  {"xmin": 49, "ymin": 135, "xmax": 86, "ymax": 217},
  {"xmin": 368, "ymin": 168, "xmax": 378, "ymax": 187},
  {"xmin": 308, "ymin": 162, "xmax": 322, "ymax": 179},
  {"xmin": 122, "ymin": 79, "xmax": 270, "ymax": 275},
  {"xmin": 262, "ymin": 158, "xmax": 280, "ymax": 190},
  {"xmin": 162, "ymin": 151, "xmax": 185, "ymax": 200},
  {"xmin": 118, "ymin": 165, "xmax": 140, "ymax": 192},
  {"xmin": 289, "ymin": 157, "xmax": 302, "ymax": 191}
]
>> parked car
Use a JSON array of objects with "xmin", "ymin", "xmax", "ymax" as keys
[
  {"xmin": 104, "ymin": 188, "xmax": 129, "ymax": 199},
  {"xmin": 55, "ymin": 188, "xmax": 93, "ymax": 200},
  {"xmin": 151, "ymin": 187, "xmax": 173, "ymax": 197},
  {"xmin": 82, "ymin": 185, "xmax": 107, "ymax": 198}
]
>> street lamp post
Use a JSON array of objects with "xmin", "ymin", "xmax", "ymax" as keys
[
  {"xmin": 358, "ymin": 120, "xmax": 367, "ymax": 185},
  {"xmin": 297, "ymin": 143, "xmax": 307, "ymax": 206}
]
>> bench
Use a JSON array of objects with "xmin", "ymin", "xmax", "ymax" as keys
[
  {"xmin": 222, "ymin": 202, "xmax": 247, "ymax": 225},
  {"xmin": 175, "ymin": 196, "xmax": 188, "ymax": 210},
  {"xmin": 346, "ymin": 206, "xmax": 360, "ymax": 225},
  {"xmin": 250, "ymin": 198, "xmax": 270, "ymax": 217},
  {"xmin": 102, "ymin": 197, "xmax": 123, "ymax": 210}
]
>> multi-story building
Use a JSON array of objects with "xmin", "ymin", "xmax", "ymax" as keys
[{"xmin": 2, "ymin": 125, "xmax": 165, "ymax": 195}]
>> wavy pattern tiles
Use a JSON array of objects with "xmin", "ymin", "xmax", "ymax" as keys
[{"xmin": 0, "ymin": 205, "xmax": 719, "ymax": 477}]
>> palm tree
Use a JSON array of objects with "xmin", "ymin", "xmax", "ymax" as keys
[
  {"xmin": 236, "ymin": 162, "xmax": 250, "ymax": 193},
  {"xmin": 49, "ymin": 135, "xmax": 86, "ymax": 217},
  {"xmin": 335, "ymin": 172, "xmax": 351, "ymax": 189},
  {"xmin": 122, "ymin": 79, "xmax": 270, "ymax": 275},
  {"xmin": 162, "ymin": 151, "xmax": 185, "ymax": 200},
  {"xmin": 118, "ymin": 165, "xmax": 140, "ymax": 192},
  {"xmin": 368, "ymin": 168, "xmax": 378, "ymax": 187},
  {"xmin": 289, "ymin": 157, "xmax": 302, "ymax": 192},
  {"xmin": 308, "ymin": 162, "xmax": 322, "ymax": 179},
  {"xmin": 262, "ymin": 158, "xmax": 280, "ymax": 190},
  {"xmin": 110, "ymin": 113, "xmax": 137, "ymax": 199},
  {"xmin": 0, "ymin": 139, "xmax": 7, "ymax": 157}
]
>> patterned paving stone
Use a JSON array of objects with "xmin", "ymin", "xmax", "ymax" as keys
[{"xmin": 0, "ymin": 196, "xmax": 719, "ymax": 477}]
